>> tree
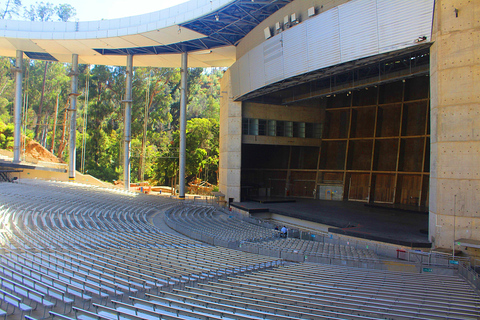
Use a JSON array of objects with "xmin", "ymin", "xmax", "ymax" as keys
[
  {"xmin": 24, "ymin": 1, "xmax": 54, "ymax": 21},
  {"xmin": 23, "ymin": 60, "xmax": 70, "ymax": 148},
  {"xmin": 55, "ymin": 3, "xmax": 75, "ymax": 22},
  {"xmin": 132, "ymin": 67, "xmax": 176, "ymax": 182},
  {"xmin": 0, "ymin": 0, "xmax": 22, "ymax": 19},
  {"xmin": 0, "ymin": 56, "xmax": 223, "ymax": 188},
  {"xmin": 154, "ymin": 118, "xmax": 219, "ymax": 186},
  {"xmin": 34, "ymin": 61, "xmax": 48, "ymax": 141},
  {"xmin": 0, "ymin": 57, "xmax": 14, "ymax": 123}
]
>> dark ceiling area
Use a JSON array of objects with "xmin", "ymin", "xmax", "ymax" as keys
[{"xmin": 94, "ymin": 0, "xmax": 293, "ymax": 56}]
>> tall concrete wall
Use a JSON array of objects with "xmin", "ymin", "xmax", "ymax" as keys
[
  {"xmin": 219, "ymin": 69, "xmax": 242, "ymax": 202},
  {"xmin": 429, "ymin": 0, "xmax": 480, "ymax": 250}
]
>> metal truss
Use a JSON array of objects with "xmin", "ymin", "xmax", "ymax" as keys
[{"xmin": 93, "ymin": 0, "xmax": 293, "ymax": 56}]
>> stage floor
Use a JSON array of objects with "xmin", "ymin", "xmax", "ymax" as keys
[{"xmin": 232, "ymin": 198, "xmax": 430, "ymax": 248}]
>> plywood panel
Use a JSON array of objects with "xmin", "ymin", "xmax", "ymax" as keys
[
  {"xmin": 372, "ymin": 174, "xmax": 395, "ymax": 203},
  {"xmin": 402, "ymin": 101, "xmax": 428, "ymax": 136},
  {"xmin": 350, "ymin": 107, "xmax": 376, "ymax": 138},
  {"xmin": 397, "ymin": 174, "xmax": 422, "ymax": 205},
  {"xmin": 347, "ymin": 140, "xmax": 373, "ymax": 171},
  {"xmin": 319, "ymin": 141, "xmax": 347, "ymax": 170},
  {"xmin": 348, "ymin": 173, "xmax": 370, "ymax": 201},
  {"xmin": 376, "ymin": 104, "xmax": 401, "ymax": 137},
  {"xmin": 373, "ymin": 139, "xmax": 398, "ymax": 171},
  {"xmin": 399, "ymin": 138, "xmax": 425, "ymax": 172},
  {"xmin": 319, "ymin": 172, "xmax": 344, "ymax": 184},
  {"xmin": 290, "ymin": 171, "xmax": 316, "ymax": 197},
  {"xmin": 325, "ymin": 110, "xmax": 350, "ymax": 139}
]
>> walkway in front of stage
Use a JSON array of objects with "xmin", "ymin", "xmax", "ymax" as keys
[{"xmin": 232, "ymin": 198, "xmax": 430, "ymax": 248}]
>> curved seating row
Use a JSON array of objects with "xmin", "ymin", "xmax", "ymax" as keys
[
  {"xmin": 0, "ymin": 180, "xmax": 281, "ymax": 319},
  {"xmin": 166, "ymin": 204, "xmax": 380, "ymax": 263},
  {"xmin": 166, "ymin": 204, "xmax": 278, "ymax": 242},
  {"xmin": 0, "ymin": 180, "xmax": 478, "ymax": 319}
]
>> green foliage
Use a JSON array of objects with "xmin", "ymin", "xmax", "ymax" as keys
[
  {"xmin": 0, "ymin": 0, "xmax": 22, "ymax": 19},
  {"xmin": 0, "ymin": 119, "xmax": 14, "ymax": 149},
  {"xmin": 21, "ymin": 1, "xmax": 75, "ymax": 21},
  {"xmin": 154, "ymin": 117, "xmax": 219, "ymax": 185},
  {"xmin": 0, "ymin": 57, "xmax": 223, "ymax": 189},
  {"xmin": 55, "ymin": 3, "xmax": 75, "ymax": 21},
  {"xmin": 24, "ymin": 1, "xmax": 55, "ymax": 21},
  {"xmin": 187, "ymin": 69, "xmax": 222, "ymax": 120},
  {"xmin": 0, "ymin": 57, "xmax": 14, "ymax": 123}
]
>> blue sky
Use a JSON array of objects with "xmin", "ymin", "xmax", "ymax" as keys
[{"xmin": 21, "ymin": 0, "xmax": 189, "ymax": 21}]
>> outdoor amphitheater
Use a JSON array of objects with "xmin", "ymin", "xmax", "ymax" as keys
[
  {"xmin": 0, "ymin": 179, "xmax": 476, "ymax": 319},
  {"xmin": 1, "ymin": 0, "xmax": 480, "ymax": 318}
]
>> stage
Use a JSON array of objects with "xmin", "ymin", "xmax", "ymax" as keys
[{"xmin": 232, "ymin": 198, "xmax": 430, "ymax": 248}]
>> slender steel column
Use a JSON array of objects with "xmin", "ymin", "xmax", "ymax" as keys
[
  {"xmin": 69, "ymin": 54, "xmax": 79, "ymax": 180},
  {"xmin": 124, "ymin": 55, "xmax": 133, "ymax": 191},
  {"xmin": 179, "ymin": 51, "xmax": 188, "ymax": 198},
  {"xmin": 13, "ymin": 50, "xmax": 23, "ymax": 163}
]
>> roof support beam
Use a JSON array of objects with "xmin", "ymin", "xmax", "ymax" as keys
[
  {"xmin": 179, "ymin": 51, "xmax": 188, "ymax": 199},
  {"xmin": 69, "ymin": 54, "xmax": 79, "ymax": 181},
  {"xmin": 13, "ymin": 50, "xmax": 23, "ymax": 163},
  {"xmin": 124, "ymin": 54, "xmax": 133, "ymax": 191}
]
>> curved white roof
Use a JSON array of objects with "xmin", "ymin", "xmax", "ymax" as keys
[{"xmin": 0, "ymin": 0, "xmax": 238, "ymax": 67}]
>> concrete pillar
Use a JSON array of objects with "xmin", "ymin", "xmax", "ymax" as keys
[
  {"xmin": 13, "ymin": 50, "xmax": 23, "ymax": 163},
  {"xmin": 179, "ymin": 51, "xmax": 187, "ymax": 199},
  {"xmin": 69, "ymin": 54, "xmax": 79, "ymax": 180},
  {"xmin": 219, "ymin": 69, "xmax": 242, "ymax": 202},
  {"xmin": 429, "ymin": 0, "xmax": 480, "ymax": 250},
  {"xmin": 124, "ymin": 55, "xmax": 133, "ymax": 191}
]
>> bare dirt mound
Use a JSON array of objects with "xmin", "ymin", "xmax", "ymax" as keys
[{"xmin": 24, "ymin": 140, "xmax": 65, "ymax": 163}]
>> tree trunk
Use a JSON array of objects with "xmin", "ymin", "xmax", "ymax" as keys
[
  {"xmin": 34, "ymin": 62, "xmax": 49, "ymax": 141},
  {"xmin": 50, "ymin": 93, "xmax": 60, "ymax": 153},
  {"xmin": 41, "ymin": 114, "xmax": 49, "ymax": 147},
  {"xmin": 138, "ymin": 80, "xmax": 162, "ymax": 182},
  {"xmin": 57, "ymin": 101, "xmax": 69, "ymax": 159}
]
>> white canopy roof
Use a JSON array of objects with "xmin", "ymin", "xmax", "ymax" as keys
[{"xmin": 0, "ymin": 0, "xmax": 238, "ymax": 67}]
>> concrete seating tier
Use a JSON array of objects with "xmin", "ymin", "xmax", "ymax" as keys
[
  {"xmin": 241, "ymin": 237, "xmax": 380, "ymax": 263},
  {"xmin": 0, "ymin": 180, "xmax": 281, "ymax": 319},
  {"xmin": 165, "ymin": 204, "xmax": 278, "ymax": 242},
  {"xmin": 84, "ymin": 262, "xmax": 480, "ymax": 320},
  {"xmin": 0, "ymin": 180, "xmax": 478, "ymax": 319},
  {"xmin": 165, "ymin": 204, "xmax": 381, "ymax": 263}
]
